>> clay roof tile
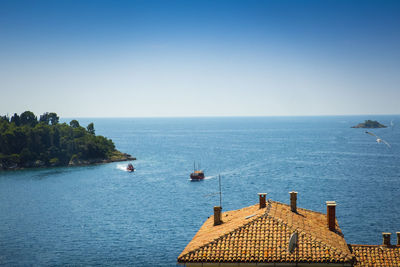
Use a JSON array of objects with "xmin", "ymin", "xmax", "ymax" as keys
[{"xmin": 178, "ymin": 200, "xmax": 355, "ymax": 264}]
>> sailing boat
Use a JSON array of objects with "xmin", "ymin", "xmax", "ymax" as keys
[{"xmin": 190, "ymin": 161, "xmax": 204, "ymax": 180}]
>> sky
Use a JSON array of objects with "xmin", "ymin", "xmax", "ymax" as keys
[{"xmin": 0, "ymin": 0, "xmax": 399, "ymax": 117}]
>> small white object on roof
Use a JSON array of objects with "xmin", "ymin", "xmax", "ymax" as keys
[{"xmin": 288, "ymin": 232, "xmax": 298, "ymax": 253}]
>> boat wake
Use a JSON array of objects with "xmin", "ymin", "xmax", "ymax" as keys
[
  {"xmin": 116, "ymin": 164, "xmax": 129, "ymax": 172},
  {"xmin": 187, "ymin": 175, "xmax": 215, "ymax": 181}
]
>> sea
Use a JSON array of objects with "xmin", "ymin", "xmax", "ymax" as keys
[{"xmin": 1, "ymin": 116, "xmax": 399, "ymax": 266}]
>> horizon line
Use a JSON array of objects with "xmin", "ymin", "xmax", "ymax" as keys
[{"xmin": 60, "ymin": 114, "xmax": 400, "ymax": 119}]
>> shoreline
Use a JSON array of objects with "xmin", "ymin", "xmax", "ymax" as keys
[{"xmin": 0, "ymin": 152, "xmax": 136, "ymax": 171}]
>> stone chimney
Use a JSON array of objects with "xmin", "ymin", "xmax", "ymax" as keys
[
  {"xmin": 383, "ymin": 232, "xmax": 391, "ymax": 246},
  {"xmin": 214, "ymin": 206, "xmax": 222, "ymax": 226},
  {"xmin": 397, "ymin": 232, "xmax": 400, "ymax": 246},
  {"xmin": 258, "ymin": 193, "xmax": 267, "ymax": 209},
  {"xmin": 326, "ymin": 201, "xmax": 336, "ymax": 231},
  {"xmin": 290, "ymin": 191, "xmax": 297, "ymax": 213}
]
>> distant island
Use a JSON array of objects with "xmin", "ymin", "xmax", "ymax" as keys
[
  {"xmin": 351, "ymin": 120, "xmax": 387, "ymax": 128},
  {"xmin": 0, "ymin": 111, "xmax": 135, "ymax": 170}
]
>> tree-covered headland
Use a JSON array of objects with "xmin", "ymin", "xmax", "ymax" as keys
[{"xmin": 0, "ymin": 111, "xmax": 134, "ymax": 170}]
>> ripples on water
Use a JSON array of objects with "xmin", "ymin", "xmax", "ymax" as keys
[{"xmin": 1, "ymin": 116, "xmax": 400, "ymax": 266}]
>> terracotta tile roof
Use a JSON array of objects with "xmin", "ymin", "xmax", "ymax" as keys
[
  {"xmin": 350, "ymin": 244, "xmax": 400, "ymax": 266},
  {"xmin": 178, "ymin": 200, "xmax": 354, "ymax": 264}
]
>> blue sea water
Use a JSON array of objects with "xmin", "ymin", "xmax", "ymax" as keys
[{"xmin": 1, "ymin": 116, "xmax": 400, "ymax": 266}]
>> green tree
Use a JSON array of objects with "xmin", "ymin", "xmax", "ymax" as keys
[
  {"xmin": 0, "ymin": 115, "xmax": 9, "ymax": 123},
  {"xmin": 48, "ymin": 112, "xmax": 59, "ymax": 125},
  {"xmin": 20, "ymin": 111, "xmax": 37, "ymax": 126},
  {"xmin": 69, "ymin": 120, "xmax": 80, "ymax": 128},
  {"xmin": 87, "ymin": 123, "xmax": 95, "ymax": 135},
  {"xmin": 39, "ymin": 112, "xmax": 50, "ymax": 124},
  {"xmin": 40, "ymin": 112, "xmax": 59, "ymax": 125},
  {"xmin": 10, "ymin": 113, "xmax": 21, "ymax": 126}
]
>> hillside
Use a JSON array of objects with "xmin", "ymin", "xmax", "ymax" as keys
[{"xmin": 0, "ymin": 111, "xmax": 134, "ymax": 170}]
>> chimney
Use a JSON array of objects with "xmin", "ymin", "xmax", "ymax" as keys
[
  {"xmin": 326, "ymin": 201, "xmax": 336, "ymax": 231},
  {"xmin": 214, "ymin": 206, "xmax": 222, "ymax": 226},
  {"xmin": 258, "ymin": 193, "xmax": 267, "ymax": 209},
  {"xmin": 383, "ymin": 232, "xmax": 391, "ymax": 246},
  {"xmin": 397, "ymin": 232, "xmax": 400, "ymax": 246},
  {"xmin": 290, "ymin": 191, "xmax": 297, "ymax": 213}
]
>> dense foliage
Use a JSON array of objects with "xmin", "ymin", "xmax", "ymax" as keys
[{"xmin": 0, "ymin": 111, "xmax": 117, "ymax": 169}]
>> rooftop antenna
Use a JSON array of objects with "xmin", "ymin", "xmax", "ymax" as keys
[
  {"xmin": 219, "ymin": 174, "xmax": 222, "ymax": 208},
  {"xmin": 203, "ymin": 174, "xmax": 222, "ymax": 208}
]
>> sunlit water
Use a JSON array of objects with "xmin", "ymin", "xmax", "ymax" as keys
[{"xmin": 1, "ymin": 116, "xmax": 400, "ymax": 266}]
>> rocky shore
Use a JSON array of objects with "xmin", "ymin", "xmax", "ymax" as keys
[
  {"xmin": 0, "ymin": 151, "xmax": 135, "ymax": 171},
  {"xmin": 68, "ymin": 151, "xmax": 136, "ymax": 167}
]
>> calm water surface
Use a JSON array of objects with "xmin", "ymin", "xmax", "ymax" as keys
[{"xmin": 1, "ymin": 116, "xmax": 400, "ymax": 266}]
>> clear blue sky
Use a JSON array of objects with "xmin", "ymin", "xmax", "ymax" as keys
[{"xmin": 1, "ymin": 0, "xmax": 399, "ymax": 117}]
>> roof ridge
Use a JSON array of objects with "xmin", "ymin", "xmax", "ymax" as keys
[
  {"xmin": 270, "ymin": 200, "xmax": 327, "ymax": 217},
  {"xmin": 269, "ymin": 200, "xmax": 345, "ymax": 238},
  {"xmin": 350, "ymin": 244, "xmax": 382, "ymax": 247},
  {"xmin": 350, "ymin": 244, "xmax": 400, "ymax": 248},
  {"xmin": 178, "ymin": 203, "xmax": 272, "ymax": 260},
  {"xmin": 265, "ymin": 210, "xmax": 354, "ymax": 262}
]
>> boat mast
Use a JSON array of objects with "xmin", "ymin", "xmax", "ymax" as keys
[{"xmin": 193, "ymin": 161, "xmax": 195, "ymax": 172}]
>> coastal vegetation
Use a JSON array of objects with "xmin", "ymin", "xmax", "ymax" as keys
[
  {"xmin": 351, "ymin": 120, "xmax": 387, "ymax": 128},
  {"xmin": 0, "ymin": 111, "xmax": 134, "ymax": 170}
]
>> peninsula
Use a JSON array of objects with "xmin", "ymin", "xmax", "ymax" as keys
[
  {"xmin": 0, "ymin": 111, "xmax": 135, "ymax": 170},
  {"xmin": 351, "ymin": 120, "xmax": 387, "ymax": 128}
]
